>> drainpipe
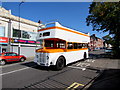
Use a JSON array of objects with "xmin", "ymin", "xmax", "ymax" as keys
[{"xmin": 7, "ymin": 19, "xmax": 12, "ymax": 52}]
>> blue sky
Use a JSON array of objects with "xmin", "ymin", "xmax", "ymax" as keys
[{"xmin": 2, "ymin": 2, "xmax": 108, "ymax": 38}]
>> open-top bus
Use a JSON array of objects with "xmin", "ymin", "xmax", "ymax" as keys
[{"xmin": 34, "ymin": 22, "xmax": 90, "ymax": 70}]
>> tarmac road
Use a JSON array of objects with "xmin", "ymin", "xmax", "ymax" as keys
[
  {"xmin": 1, "ymin": 58, "xmax": 100, "ymax": 89},
  {"xmin": 1, "ymin": 49, "xmax": 119, "ymax": 89}
]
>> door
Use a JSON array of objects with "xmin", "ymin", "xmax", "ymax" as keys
[
  {"xmin": 0, "ymin": 47, "xmax": 1, "ymax": 53},
  {"xmin": 2, "ymin": 48, "xmax": 6, "ymax": 53}
]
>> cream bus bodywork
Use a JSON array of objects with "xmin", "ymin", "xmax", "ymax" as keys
[
  {"xmin": 34, "ymin": 22, "xmax": 90, "ymax": 70},
  {"xmin": 37, "ymin": 22, "xmax": 89, "ymax": 43}
]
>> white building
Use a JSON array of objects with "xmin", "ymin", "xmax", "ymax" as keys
[{"xmin": 0, "ymin": 7, "xmax": 40, "ymax": 58}]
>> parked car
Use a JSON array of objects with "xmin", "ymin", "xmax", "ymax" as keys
[
  {"xmin": 0, "ymin": 52, "xmax": 26, "ymax": 65},
  {"xmin": 105, "ymin": 48, "xmax": 113, "ymax": 54}
]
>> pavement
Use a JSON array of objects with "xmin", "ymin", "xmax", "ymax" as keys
[
  {"xmin": 88, "ymin": 69, "xmax": 120, "ymax": 90},
  {"xmin": 86, "ymin": 50, "xmax": 120, "ymax": 90}
]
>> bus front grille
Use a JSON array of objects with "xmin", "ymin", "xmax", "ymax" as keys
[{"xmin": 39, "ymin": 53, "xmax": 47, "ymax": 64}]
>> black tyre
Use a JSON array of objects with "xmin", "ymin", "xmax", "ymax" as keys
[
  {"xmin": 56, "ymin": 57, "xmax": 65, "ymax": 70},
  {"xmin": 84, "ymin": 52, "xmax": 87, "ymax": 60},
  {"xmin": 0, "ymin": 60, "xmax": 6, "ymax": 65},
  {"xmin": 20, "ymin": 57, "xmax": 25, "ymax": 62}
]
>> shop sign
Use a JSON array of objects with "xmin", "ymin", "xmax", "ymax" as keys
[
  {"xmin": 11, "ymin": 38, "xmax": 40, "ymax": 44},
  {"xmin": 0, "ymin": 37, "xmax": 8, "ymax": 44}
]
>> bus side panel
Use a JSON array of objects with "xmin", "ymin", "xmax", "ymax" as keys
[
  {"xmin": 48, "ymin": 49, "xmax": 88, "ymax": 66},
  {"xmin": 48, "ymin": 53, "xmax": 64, "ymax": 66},
  {"xmin": 64, "ymin": 49, "xmax": 88, "ymax": 65}
]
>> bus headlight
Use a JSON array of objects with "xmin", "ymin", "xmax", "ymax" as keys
[
  {"xmin": 47, "ymin": 56, "xmax": 49, "ymax": 60},
  {"xmin": 36, "ymin": 55, "xmax": 38, "ymax": 58}
]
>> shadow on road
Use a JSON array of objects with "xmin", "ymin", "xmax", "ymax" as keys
[
  {"xmin": 87, "ymin": 69, "xmax": 120, "ymax": 90},
  {"xmin": 89, "ymin": 50, "xmax": 114, "ymax": 59},
  {"xmin": 89, "ymin": 53, "xmax": 113, "ymax": 59},
  {"xmin": 20, "ymin": 61, "xmax": 52, "ymax": 71},
  {"xmin": 20, "ymin": 61, "xmax": 63, "ymax": 71}
]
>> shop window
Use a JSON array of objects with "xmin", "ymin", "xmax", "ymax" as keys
[{"xmin": 2, "ymin": 48, "xmax": 6, "ymax": 53}]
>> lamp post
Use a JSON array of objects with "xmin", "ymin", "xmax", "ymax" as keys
[{"xmin": 18, "ymin": 1, "xmax": 24, "ymax": 55}]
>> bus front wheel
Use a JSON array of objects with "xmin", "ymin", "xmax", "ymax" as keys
[{"xmin": 56, "ymin": 57, "xmax": 65, "ymax": 70}]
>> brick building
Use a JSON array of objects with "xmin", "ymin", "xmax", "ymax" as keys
[{"xmin": 89, "ymin": 34, "xmax": 104, "ymax": 51}]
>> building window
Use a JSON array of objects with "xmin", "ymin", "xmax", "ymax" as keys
[
  {"xmin": 13, "ymin": 29, "xmax": 37, "ymax": 40},
  {"xmin": 13, "ymin": 29, "xmax": 21, "ymax": 38},
  {"xmin": 22, "ymin": 31, "xmax": 30, "ymax": 39},
  {"xmin": 0, "ymin": 26, "xmax": 5, "ymax": 37}
]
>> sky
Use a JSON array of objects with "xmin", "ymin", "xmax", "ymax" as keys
[{"xmin": 2, "ymin": 2, "xmax": 108, "ymax": 38}]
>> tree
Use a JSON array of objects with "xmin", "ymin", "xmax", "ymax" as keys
[
  {"xmin": 86, "ymin": 2, "xmax": 120, "ymax": 58},
  {"xmin": 102, "ymin": 35, "xmax": 113, "ymax": 45}
]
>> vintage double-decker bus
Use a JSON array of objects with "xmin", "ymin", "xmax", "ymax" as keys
[{"xmin": 34, "ymin": 22, "xmax": 90, "ymax": 70}]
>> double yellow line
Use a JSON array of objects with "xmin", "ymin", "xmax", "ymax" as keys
[{"xmin": 66, "ymin": 82, "xmax": 84, "ymax": 90}]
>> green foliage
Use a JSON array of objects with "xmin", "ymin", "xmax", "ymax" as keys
[
  {"xmin": 87, "ymin": 2, "xmax": 120, "ymax": 32},
  {"xmin": 102, "ymin": 35, "xmax": 113, "ymax": 45},
  {"xmin": 86, "ymin": 2, "xmax": 120, "ymax": 58}
]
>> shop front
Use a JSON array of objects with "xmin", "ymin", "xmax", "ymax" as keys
[{"xmin": 0, "ymin": 37, "xmax": 8, "ymax": 53}]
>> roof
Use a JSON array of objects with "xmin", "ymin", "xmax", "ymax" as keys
[
  {"xmin": 37, "ymin": 22, "xmax": 90, "ymax": 43},
  {"xmin": 0, "ymin": 7, "xmax": 39, "ymax": 27},
  {"xmin": 38, "ymin": 22, "xmax": 90, "ymax": 37}
]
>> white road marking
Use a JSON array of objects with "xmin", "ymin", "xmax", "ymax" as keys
[
  {"xmin": 69, "ymin": 59, "xmax": 96, "ymax": 71},
  {"xmin": 0, "ymin": 65, "xmax": 36, "ymax": 76},
  {"xmin": 1, "ymin": 60, "xmax": 33, "ymax": 68},
  {"xmin": 85, "ymin": 59, "xmax": 95, "ymax": 63},
  {"xmin": 76, "ymin": 62, "xmax": 90, "ymax": 67},
  {"xmin": 68, "ymin": 66, "xmax": 86, "ymax": 71}
]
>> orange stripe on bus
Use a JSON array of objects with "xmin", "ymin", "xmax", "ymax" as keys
[
  {"xmin": 38, "ymin": 27, "xmax": 89, "ymax": 37},
  {"xmin": 36, "ymin": 48, "xmax": 88, "ymax": 53}
]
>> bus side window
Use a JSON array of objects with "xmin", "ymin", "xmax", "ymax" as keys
[
  {"xmin": 78, "ymin": 43, "xmax": 82, "ymax": 49},
  {"xmin": 39, "ymin": 33, "xmax": 42, "ymax": 37},
  {"xmin": 74, "ymin": 43, "xmax": 78, "ymax": 49},
  {"xmin": 67, "ymin": 43, "xmax": 73, "ymax": 49},
  {"xmin": 82, "ymin": 43, "xmax": 88, "ymax": 48},
  {"xmin": 57, "ymin": 42, "xmax": 65, "ymax": 48},
  {"xmin": 45, "ymin": 40, "xmax": 54, "ymax": 48},
  {"xmin": 82, "ymin": 44, "xmax": 85, "ymax": 48}
]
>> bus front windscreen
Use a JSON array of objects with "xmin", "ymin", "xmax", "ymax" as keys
[{"xmin": 36, "ymin": 39, "xmax": 43, "ymax": 49}]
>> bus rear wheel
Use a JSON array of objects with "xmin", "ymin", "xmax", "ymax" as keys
[
  {"xmin": 56, "ymin": 57, "xmax": 65, "ymax": 70},
  {"xmin": 84, "ymin": 52, "xmax": 87, "ymax": 60}
]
